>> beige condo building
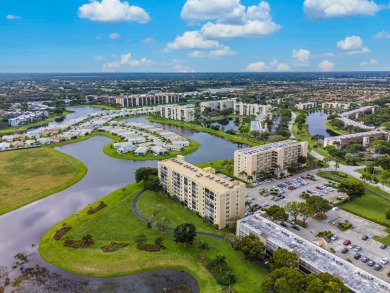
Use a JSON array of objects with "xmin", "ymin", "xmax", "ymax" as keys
[
  {"xmin": 160, "ymin": 105, "xmax": 195, "ymax": 122},
  {"xmin": 158, "ymin": 156, "xmax": 246, "ymax": 229},
  {"xmin": 97, "ymin": 93, "xmax": 182, "ymax": 107},
  {"xmin": 200, "ymin": 98, "xmax": 237, "ymax": 112},
  {"xmin": 234, "ymin": 140, "xmax": 308, "ymax": 182}
]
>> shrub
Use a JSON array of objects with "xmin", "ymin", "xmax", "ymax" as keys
[
  {"xmin": 87, "ymin": 201, "xmax": 107, "ymax": 215},
  {"xmin": 337, "ymin": 221, "xmax": 352, "ymax": 231},
  {"xmin": 53, "ymin": 226, "xmax": 72, "ymax": 240}
]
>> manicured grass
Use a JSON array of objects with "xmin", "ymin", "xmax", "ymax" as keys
[
  {"xmin": 103, "ymin": 138, "xmax": 200, "ymax": 161},
  {"xmin": 39, "ymin": 182, "xmax": 268, "ymax": 292},
  {"xmin": 0, "ymin": 147, "xmax": 87, "ymax": 215},
  {"xmin": 324, "ymin": 121, "xmax": 349, "ymax": 135},
  {"xmin": 318, "ymin": 171, "xmax": 390, "ymax": 228},
  {"xmin": 292, "ymin": 119, "xmax": 329, "ymax": 157},
  {"xmin": 147, "ymin": 117, "xmax": 263, "ymax": 147},
  {"xmin": 0, "ymin": 112, "xmax": 70, "ymax": 135}
]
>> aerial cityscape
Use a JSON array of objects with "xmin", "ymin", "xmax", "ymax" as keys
[{"xmin": 1, "ymin": 1, "xmax": 390, "ymax": 293}]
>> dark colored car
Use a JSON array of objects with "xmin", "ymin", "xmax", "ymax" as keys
[
  {"xmin": 354, "ymin": 253, "xmax": 361, "ymax": 260},
  {"xmin": 341, "ymin": 248, "xmax": 349, "ymax": 254},
  {"xmin": 380, "ymin": 244, "xmax": 388, "ymax": 249},
  {"xmin": 367, "ymin": 260, "xmax": 376, "ymax": 267},
  {"xmin": 374, "ymin": 264, "xmax": 383, "ymax": 271},
  {"xmin": 361, "ymin": 256, "xmax": 369, "ymax": 263},
  {"xmin": 362, "ymin": 235, "xmax": 369, "ymax": 241},
  {"xmin": 280, "ymin": 222, "xmax": 288, "ymax": 228},
  {"xmin": 292, "ymin": 225, "xmax": 300, "ymax": 231}
]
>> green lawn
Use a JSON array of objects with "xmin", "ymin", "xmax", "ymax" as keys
[
  {"xmin": 0, "ymin": 147, "xmax": 87, "ymax": 215},
  {"xmin": 0, "ymin": 112, "xmax": 69, "ymax": 135},
  {"xmin": 39, "ymin": 182, "xmax": 268, "ymax": 292},
  {"xmin": 147, "ymin": 117, "xmax": 263, "ymax": 147},
  {"xmin": 324, "ymin": 121, "xmax": 349, "ymax": 135},
  {"xmin": 103, "ymin": 138, "xmax": 200, "ymax": 161},
  {"xmin": 318, "ymin": 171, "xmax": 390, "ymax": 228}
]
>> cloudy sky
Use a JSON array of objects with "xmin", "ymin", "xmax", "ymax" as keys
[{"xmin": 1, "ymin": 0, "xmax": 390, "ymax": 72}]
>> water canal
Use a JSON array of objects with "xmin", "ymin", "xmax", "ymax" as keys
[{"xmin": 0, "ymin": 107, "xmax": 247, "ymax": 291}]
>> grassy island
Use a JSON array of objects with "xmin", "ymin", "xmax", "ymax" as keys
[
  {"xmin": 147, "ymin": 117, "xmax": 262, "ymax": 147},
  {"xmin": 39, "ymin": 182, "xmax": 268, "ymax": 292},
  {"xmin": 0, "ymin": 147, "xmax": 87, "ymax": 215}
]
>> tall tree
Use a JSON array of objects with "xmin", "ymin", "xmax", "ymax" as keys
[
  {"xmin": 144, "ymin": 175, "xmax": 162, "ymax": 196},
  {"xmin": 235, "ymin": 234, "xmax": 265, "ymax": 262},
  {"xmin": 265, "ymin": 205, "xmax": 288, "ymax": 222},
  {"xmin": 306, "ymin": 196, "xmax": 332, "ymax": 217},
  {"xmin": 285, "ymin": 202, "xmax": 303, "ymax": 222},
  {"xmin": 338, "ymin": 179, "xmax": 365, "ymax": 201},
  {"xmin": 135, "ymin": 167, "xmax": 158, "ymax": 182},
  {"xmin": 269, "ymin": 249, "xmax": 299, "ymax": 271},
  {"xmin": 174, "ymin": 223, "xmax": 197, "ymax": 246}
]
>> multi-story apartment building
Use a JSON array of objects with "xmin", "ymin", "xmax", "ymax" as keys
[
  {"xmin": 8, "ymin": 111, "xmax": 49, "ymax": 127},
  {"xmin": 97, "ymin": 93, "xmax": 182, "ymax": 107},
  {"xmin": 234, "ymin": 102, "xmax": 271, "ymax": 116},
  {"xmin": 237, "ymin": 214, "xmax": 390, "ymax": 293},
  {"xmin": 324, "ymin": 130, "xmax": 390, "ymax": 149},
  {"xmin": 158, "ymin": 155, "xmax": 245, "ymax": 229},
  {"xmin": 322, "ymin": 102, "xmax": 350, "ymax": 110},
  {"xmin": 160, "ymin": 105, "xmax": 195, "ymax": 122},
  {"xmin": 295, "ymin": 102, "xmax": 317, "ymax": 110},
  {"xmin": 200, "ymin": 98, "xmax": 237, "ymax": 112},
  {"xmin": 234, "ymin": 140, "xmax": 308, "ymax": 182},
  {"xmin": 250, "ymin": 113, "xmax": 271, "ymax": 133}
]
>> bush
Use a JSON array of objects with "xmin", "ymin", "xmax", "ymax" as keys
[
  {"xmin": 386, "ymin": 208, "xmax": 390, "ymax": 220},
  {"xmin": 316, "ymin": 231, "xmax": 333, "ymax": 238},
  {"xmin": 338, "ymin": 221, "xmax": 352, "ymax": 231},
  {"xmin": 87, "ymin": 201, "xmax": 107, "ymax": 215},
  {"xmin": 101, "ymin": 242, "xmax": 129, "ymax": 252},
  {"xmin": 53, "ymin": 226, "xmax": 72, "ymax": 240}
]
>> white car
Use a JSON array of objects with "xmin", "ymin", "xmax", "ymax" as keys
[
  {"xmin": 331, "ymin": 235, "xmax": 339, "ymax": 241},
  {"xmin": 381, "ymin": 258, "xmax": 389, "ymax": 265}
]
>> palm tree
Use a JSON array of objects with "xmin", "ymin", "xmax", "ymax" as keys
[
  {"xmin": 247, "ymin": 175, "xmax": 253, "ymax": 182},
  {"xmin": 215, "ymin": 254, "xmax": 227, "ymax": 274},
  {"xmin": 334, "ymin": 160, "xmax": 340, "ymax": 172},
  {"xmin": 239, "ymin": 170, "xmax": 247, "ymax": 179}
]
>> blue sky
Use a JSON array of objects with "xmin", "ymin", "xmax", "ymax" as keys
[{"xmin": 1, "ymin": 0, "xmax": 390, "ymax": 72}]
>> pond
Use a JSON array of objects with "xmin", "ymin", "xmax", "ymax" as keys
[
  {"xmin": 0, "ymin": 109, "xmax": 248, "ymax": 292},
  {"xmin": 210, "ymin": 118, "xmax": 241, "ymax": 132},
  {"xmin": 306, "ymin": 110, "xmax": 338, "ymax": 138}
]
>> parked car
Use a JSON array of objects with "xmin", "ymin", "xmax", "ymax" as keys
[
  {"xmin": 367, "ymin": 260, "xmax": 376, "ymax": 267},
  {"xmin": 330, "ymin": 235, "xmax": 339, "ymax": 241},
  {"xmin": 292, "ymin": 225, "xmax": 300, "ymax": 231},
  {"xmin": 361, "ymin": 256, "xmax": 369, "ymax": 263},
  {"xmin": 343, "ymin": 240, "xmax": 351, "ymax": 246},
  {"xmin": 341, "ymin": 248, "xmax": 349, "ymax": 254},
  {"xmin": 380, "ymin": 258, "xmax": 389, "ymax": 265},
  {"xmin": 354, "ymin": 246, "xmax": 362, "ymax": 252},
  {"xmin": 374, "ymin": 264, "xmax": 383, "ymax": 271},
  {"xmin": 362, "ymin": 235, "xmax": 369, "ymax": 241},
  {"xmin": 380, "ymin": 244, "xmax": 388, "ymax": 249},
  {"xmin": 354, "ymin": 253, "xmax": 361, "ymax": 260},
  {"xmin": 280, "ymin": 222, "xmax": 288, "ymax": 228},
  {"xmin": 337, "ymin": 196, "xmax": 344, "ymax": 200},
  {"xmin": 262, "ymin": 203, "xmax": 268, "ymax": 207},
  {"xmin": 287, "ymin": 219, "xmax": 296, "ymax": 225}
]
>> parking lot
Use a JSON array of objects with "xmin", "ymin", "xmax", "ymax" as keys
[{"xmin": 244, "ymin": 171, "xmax": 390, "ymax": 281}]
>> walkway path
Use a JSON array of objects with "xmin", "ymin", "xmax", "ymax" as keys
[
  {"xmin": 132, "ymin": 190, "xmax": 227, "ymax": 241},
  {"xmin": 289, "ymin": 112, "xmax": 296, "ymax": 139}
]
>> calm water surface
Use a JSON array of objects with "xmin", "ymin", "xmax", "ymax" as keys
[
  {"xmin": 306, "ymin": 110, "xmax": 338, "ymax": 138},
  {"xmin": 0, "ymin": 108, "xmax": 246, "ymax": 291}
]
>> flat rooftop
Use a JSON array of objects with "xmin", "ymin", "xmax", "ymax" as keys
[
  {"xmin": 160, "ymin": 157, "xmax": 244, "ymax": 193},
  {"xmin": 240, "ymin": 214, "xmax": 390, "ymax": 293},
  {"xmin": 235, "ymin": 140, "xmax": 302, "ymax": 155},
  {"xmin": 326, "ymin": 130, "xmax": 387, "ymax": 141}
]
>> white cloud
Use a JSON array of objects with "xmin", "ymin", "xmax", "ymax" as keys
[
  {"xmin": 292, "ymin": 49, "xmax": 311, "ymax": 67},
  {"xmin": 188, "ymin": 46, "xmax": 236, "ymax": 58},
  {"xmin": 109, "ymin": 33, "xmax": 120, "ymax": 39},
  {"xmin": 245, "ymin": 61, "xmax": 269, "ymax": 72},
  {"xmin": 303, "ymin": 0, "xmax": 381, "ymax": 20},
  {"xmin": 141, "ymin": 37, "xmax": 154, "ymax": 45},
  {"xmin": 318, "ymin": 60, "xmax": 335, "ymax": 71},
  {"xmin": 6, "ymin": 14, "xmax": 21, "ymax": 20},
  {"xmin": 245, "ymin": 59, "xmax": 290, "ymax": 72},
  {"xmin": 102, "ymin": 52, "xmax": 153, "ymax": 72},
  {"xmin": 181, "ymin": 0, "xmax": 245, "ymax": 23},
  {"xmin": 200, "ymin": 20, "xmax": 281, "ymax": 39},
  {"xmin": 175, "ymin": 64, "xmax": 195, "ymax": 72},
  {"xmin": 78, "ymin": 0, "xmax": 150, "ymax": 23},
  {"xmin": 167, "ymin": 31, "xmax": 221, "ymax": 50},
  {"xmin": 179, "ymin": 1, "xmax": 281, "ymax": 39},
  {"xmin": 337, "ymin": 35, "xmax": 370, "ymax": 54},
  {"xmin": 360, "ymin": 58, "xmax": 378, "ymax": 66},
  {"xmin": 374, "ymin": 31, "xmax": 390, "ymax": 39}
]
